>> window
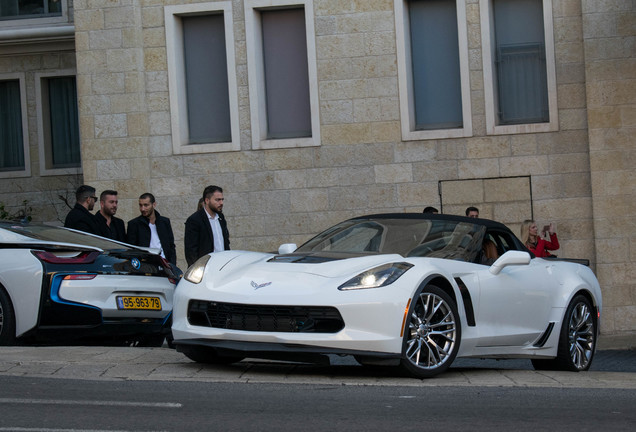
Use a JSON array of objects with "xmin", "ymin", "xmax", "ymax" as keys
[
  {"xmin": 0, "ymin": 74, "xmax": 29, "ymax": 178},
  {"xmin": 480, "ymin": 0, "xmax": 558, "ymax": 134},
  {"xmin": 165, "ymin": 1, "xmax": 240, "ymax": 154},
  {"xmin": 36, "ymin": 72, "xmax": 81, "ymax": 175},
  {"xmin": 245, "ymin": 0, "xmax": 320, "ymax": 150},
  {"xmin": 395, "ymin": 0, "xmax": 472, "ymax": 140},
  {"xmin": 0, "ymin": 0, "xmax": 62, "ymax": 20}
]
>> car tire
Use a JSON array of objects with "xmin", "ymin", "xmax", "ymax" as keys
[
  {"xmin": 532, "ymin": 294, "xmax": 597, "ymax": 372},
  {"xmin": 400, "ymin": 284, "xmax": 461, "ymax": 378},
  {"xmin": 0, "ymin": 287, "xmax": 17, "ymax": 346},
  {"xmin": 180, "ymin": 345, "xmax": 244, "ymax": 365}
]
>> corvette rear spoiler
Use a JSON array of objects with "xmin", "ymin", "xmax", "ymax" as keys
[{"xmin": 544, "ymin": 256, "xmax": 590, "ymax": 266}]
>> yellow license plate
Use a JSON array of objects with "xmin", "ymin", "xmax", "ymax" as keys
[{"xmin": 116, "ymin": 296, "xmax": 161, "ymax": 310}]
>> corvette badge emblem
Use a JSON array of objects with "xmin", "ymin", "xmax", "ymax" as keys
[{"xmin": 251, "ymin": 281, "xmax": 272, "ymax": 290}]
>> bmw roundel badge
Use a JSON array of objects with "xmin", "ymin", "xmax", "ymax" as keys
[{"xmin": 131, "ymin": 258, "xmax": 141, "ymax": 270}]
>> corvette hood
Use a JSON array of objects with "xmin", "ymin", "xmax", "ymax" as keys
[{"xmin": 202, "ymin": 251, "xmax": 407, "ymax": 293}]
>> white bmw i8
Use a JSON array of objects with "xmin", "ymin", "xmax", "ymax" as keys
[
  {"xmin": 0, "ymin": 222, "xmax": 178, "ymax": 346},
  {"xmin": 172, "ymin": 213, "xmax": 601, "ymax": 378}
]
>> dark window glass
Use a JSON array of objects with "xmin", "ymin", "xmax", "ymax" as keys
[
  {"xmin": 0, "ymin": 80, "xmax": 24, "ymax": 171},
  {"xmin": 182, "ymin": 14, "xmax": 232, "ymax": 144},
  {"xmin": 1, "ymin": 223, "xmax": 133, "ymax": 251},
  {"xmin": 0, "ymin": 1, "xmax": 62, "ymax": 20},
  {"xmin": 46, "ymin": 76, "xmax": 81, "ymax": 168},
  {"xmin": 409, "ymin": 0, "xmax": 463, "ymax": 130},
  {"xmin": 493, "ymin": 0, "xmax": 548, "ymax": 124},
  {"xmin": 261, "ymin": 7, "xmax": 312, "ymax": 139},
  {"xmin": 298, "ymin": 217, "xmax": 485, "ymax": 262}
]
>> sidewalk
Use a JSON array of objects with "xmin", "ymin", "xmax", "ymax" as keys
[{"xmin": 1, "ymin": 345, "xmax": 635, "ymax": 389}]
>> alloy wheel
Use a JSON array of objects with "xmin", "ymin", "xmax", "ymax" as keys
[
  {"xmin": 405, "ymin": 292, "xmax": 457, "ymax": 370},
  {"xmin": 568, "ymin": 301, "xmax": 595, "ymax": 370}
]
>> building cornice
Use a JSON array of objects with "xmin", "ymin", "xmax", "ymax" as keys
[{"xmin": 0, "ymin": 25, "xmax": 75, "ymax": 55}]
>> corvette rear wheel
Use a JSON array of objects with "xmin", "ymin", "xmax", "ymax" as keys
[
  {"xmin": 533, "ymin": 295, "xmax": 596, "ymax": 372},
  {"xmin": 401, "ymin": 285, "xmax": 460, "ymax": 378},
  {"xmin": 180, "ymin": 345, "xmax": 244, "ymax": 365},
  {"xmin": 0, "ymin": 287, "xmax": 17, "ymax": 346}
]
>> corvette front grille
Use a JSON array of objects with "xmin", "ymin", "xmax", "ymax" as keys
[{"xmin": 187, "ymin": 300, "xmax": 344, "ymax": 333}]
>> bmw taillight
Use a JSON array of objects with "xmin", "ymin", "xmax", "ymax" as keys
[
  {"xmin": 33, "ymin": 250, "xmax": 100, "ymax": 264},
  {"xmin": 63, "ymin": 274, "xmax": 97, "ymax": 281}
]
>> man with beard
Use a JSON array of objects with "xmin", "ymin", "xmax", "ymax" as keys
[
  {"xmin": 95, "ymin": 190, "xmax": 126, "ymax": 242},
  {"xmin": 184, "ymin": 185, "xmax": 230, "ymax": 267},
  {"xmin": 64, "ymin": 185, "xmax": 100, "ymax": 235},
  {"xmin": 127, "ymin": 193, "xmax": 177, "ymax": 265}
]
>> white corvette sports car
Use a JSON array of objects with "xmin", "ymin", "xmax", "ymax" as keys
[{"xmin": 172, "ymin": 214, "xmax": 601, "ymax": 378}]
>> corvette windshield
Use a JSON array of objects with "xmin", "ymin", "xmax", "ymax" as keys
[{"xmin": 297, "ymin": 218, "xmax": 485, "ymax": 261}]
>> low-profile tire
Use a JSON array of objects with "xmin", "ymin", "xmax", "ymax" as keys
[
  {"xmin": 530, "ymin": 358, "xmax": 555, "ymax": 371},
  {"xmin": 0, "ymin": 287, "xmax": 17, "ymax": 346},
  {"xmin": 180, "ymin": 345, "xmax": 244, "ymax": 365},
  {"xmin": 400, "ymin": 284, "xmax": 461, "ymax": 378},
  {"xmin": 533, "ymin": 294, "xmax": 597, "ymax": 372}
]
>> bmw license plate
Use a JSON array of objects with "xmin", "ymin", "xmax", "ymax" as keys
[{"xmin": 117, "ymin": 296, "xmax": 161, "ymax": 310}]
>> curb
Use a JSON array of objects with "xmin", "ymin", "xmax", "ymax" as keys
[{"xmin": 1, "ymin": 346, "xmax": 635, "ymax": 389}]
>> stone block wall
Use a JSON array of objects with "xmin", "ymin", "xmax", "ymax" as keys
[
  {"xmin": 71, "ymin": 0, "xmax": 596, "ymax": 263},
  {"xmin": 582, "ymin": 0, "xmax": 636, "ymax": 334}
]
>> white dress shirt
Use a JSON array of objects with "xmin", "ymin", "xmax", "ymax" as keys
[
  {"xmin": 206, "ymin": 210, "xmax": 225, "ymax": 252},
  {"xmin": 148, "ymin": 222, "xmax": 165, "ymax": 258}
]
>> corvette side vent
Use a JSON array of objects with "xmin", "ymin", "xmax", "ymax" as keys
[
  {"xmin": 188, "ymin": 300, "xmax": 345, "ymax": 333},
  {"xmin": 533, "ymin": 322, "xmax": 555, "ymax": 347},
  {"xmin": 454, "ymin": 277, "xmax": 476, "ymax": 327}
]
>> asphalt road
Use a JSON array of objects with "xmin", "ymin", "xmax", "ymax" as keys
[
  {"xmin": 1, "ymin": 376, "xmax": 636, "ymax": 431},
  {"xmin": 1, "ymin": 344, "xmax": 635, "ymax": 430}
]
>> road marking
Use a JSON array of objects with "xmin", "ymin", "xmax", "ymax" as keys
[
  {"xmin": 0, "ymin": 398, "xmax": 181, "ymax": 408},
  {"xmin": 0, "ymin": 429, "xmax": 169, "ymax": 432}
]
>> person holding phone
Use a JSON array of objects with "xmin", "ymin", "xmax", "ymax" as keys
[{"xmin": 520, "ymin": 219, "xmax": 560, "ymax": 258}]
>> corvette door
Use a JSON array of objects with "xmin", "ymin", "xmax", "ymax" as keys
[{"xmin": 474, "ymin": 254, "xmax": 555, "ymax": 348}]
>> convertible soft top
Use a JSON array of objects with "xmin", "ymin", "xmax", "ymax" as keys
[{"xmin": 352, "ymin": 213, "xmax": 514, "ymax": 232}]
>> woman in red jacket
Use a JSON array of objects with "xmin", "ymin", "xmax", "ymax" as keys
[{"xmin": 520, "ymin": 219, "xmax": 560, "ymax": 258}]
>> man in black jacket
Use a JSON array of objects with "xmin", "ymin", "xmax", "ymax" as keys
[
  {"xmin": 184, "ymin": 185, "xmax": 230, "ymax": 267},
  {"xmin": 127, "ymin": 193, "xmax": 177, "ymax": 265},
  {"xmin": 64, "ymin": 185, "xmax": 100, "ymax": 235},
  {"xmin": 95, "ymin": 190, "xmax": 126, "ymax": 242}
]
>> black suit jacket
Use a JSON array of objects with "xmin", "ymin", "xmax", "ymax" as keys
[
  {"xmin": 184, "ymin": 208, "xmax": 230, "ymax": 267},
  {"xmin": 127, "ymin": 211, "xmax": 177, "ymax": 265},
  {"xmin": 95, "ymin": 212, "xmax": 126, "ymax": 242},
  {"xmin": 64, "ymin": 203, "xmax": 100, "ymax": 235}
]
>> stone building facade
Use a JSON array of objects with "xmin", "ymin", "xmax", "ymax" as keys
[{"xmin": 0, "ymin": 0, "xmax": 634, "ymax": 337}]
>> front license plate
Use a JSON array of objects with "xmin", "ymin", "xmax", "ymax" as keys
[{"xmin": 116, "ymin": 296, "xmax": 162, "ymax": 310}]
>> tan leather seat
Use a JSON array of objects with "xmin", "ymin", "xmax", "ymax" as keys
[{"xmin": 483, "ymin": 239, "xmax": 498, "ymax": 261}]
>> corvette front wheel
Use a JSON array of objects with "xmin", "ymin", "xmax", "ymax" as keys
[{"xmin": 400, "ymin": 285, "xmax": 461, "ymax": 378}]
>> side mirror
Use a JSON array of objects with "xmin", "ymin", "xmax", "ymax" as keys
[
  {"xmin": 489, "ymin": 250, "xmax": 531, "ymax": 275},
  {"xmin": 278, "ymin": 243, "xmax": 297, "ymax": 254}
]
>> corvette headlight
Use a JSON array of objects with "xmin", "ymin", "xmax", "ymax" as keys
[
  {"xmin": 183, "ymin": 255, "xmax": 211, "ymax": 284},
  {"xmin": 338, "ymin": 262, "xmax": 413, "ymax": 291}
]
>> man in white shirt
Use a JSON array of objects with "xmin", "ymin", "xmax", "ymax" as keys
[
  {"xmin": 127, "ymin": 193, "xmax": 177, "ymax": 265},
  {"xmin": 184, "ymin": 185, "xmax": 230, "ymax": 266}
]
